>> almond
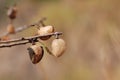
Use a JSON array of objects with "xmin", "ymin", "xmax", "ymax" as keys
[
  {"xmin": 51, "ymin": 38, "xmax": 66, "ymax": 57},
  {"xmin": 7, "ymin": 24, "xmax": 15, "ymax": 34},
  {"xmin": 27, "ymin": 45, "xmax": 44, "ymax": 64}
]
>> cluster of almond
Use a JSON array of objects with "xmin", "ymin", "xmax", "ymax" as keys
[
  {"xmin": 27, "ymin": 25, "xmax": 66, "ymax": 64},
  {"xmin": 2, "ymin": 5, "xmax": 66, "ymax": 64}
]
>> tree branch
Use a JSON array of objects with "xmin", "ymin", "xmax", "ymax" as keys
[
  {"xmin": 0, "ymin": 32, "xmax": 62, "ymax": 48},
  {"xmin": 0, "ymin": 41, "xmax": 29, "ymax": 48}
]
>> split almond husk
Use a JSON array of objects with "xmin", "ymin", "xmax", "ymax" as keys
[
  {"xmin": 27, "ymin": 45, "xmax": 44, "ymax": 64},
  {"xmin": 37, "ymin": 25, "xmax": 54, "ymax": 40},
  {"xmin": 7, "ymin": 6, "xmax": 17, "ymax": 20}
]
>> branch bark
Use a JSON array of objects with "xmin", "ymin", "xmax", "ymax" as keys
[{"xmin": 0, "ymin": 32, "xmax": 62, "ymax": 48}]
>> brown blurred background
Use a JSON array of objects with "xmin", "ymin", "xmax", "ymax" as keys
[{"xmin": 0, "ymin": 0, "xmax": 120, "ymax": 80}]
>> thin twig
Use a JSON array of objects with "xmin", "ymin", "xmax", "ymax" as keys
[
  {"xmin": 15, "ymin": 17, "xmax": 46, "ymax": 32},
  {"xmin": 0, "ymin": 17, "xmax": 46, "ymax": 37},
  {"xmin": 0, "ymin": 32, "xmax": 62, "ymax": 48}
]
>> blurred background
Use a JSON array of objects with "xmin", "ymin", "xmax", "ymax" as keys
[{"xmin": 0, "ymin": 0, "xmax": 120, "ymax": 80}]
